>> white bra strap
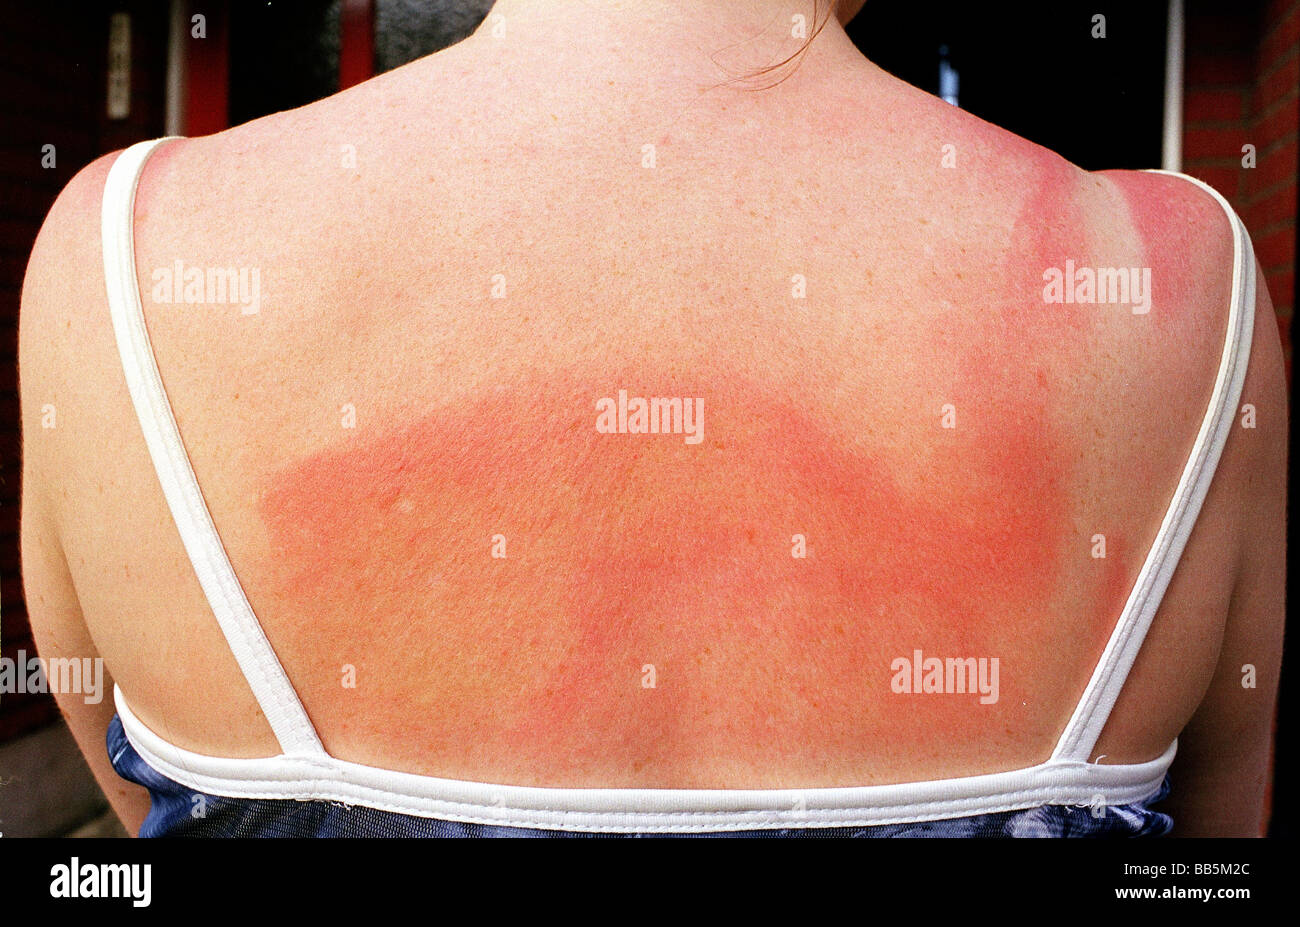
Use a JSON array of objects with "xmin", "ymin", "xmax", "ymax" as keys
[
  {"xmin": 1051, "ymin": 170, "xmax": 1257, "ymax": 762},
  {"xmin": 101, "ymin": 138, "xmax": 325, "ymax": 757}
]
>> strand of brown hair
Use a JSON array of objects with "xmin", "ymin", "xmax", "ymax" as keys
[{"xmin": 707, "ymin": 0, "xmax": 841, "ymax": 92}]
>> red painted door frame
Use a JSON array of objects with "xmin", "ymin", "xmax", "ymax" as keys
[
  {"xmin": 340, "ymin": 0, "xmax": 375, "ymax": 90},
  {"xmin": 183, "ymin": 2, "xmax": 229, "ymax": 136},
  {"xmin": 180, "ymin": 0, "xmax": 373, "ymax": 136}
]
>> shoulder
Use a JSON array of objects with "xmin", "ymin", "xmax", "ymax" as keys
[
  {"xmin": 1091, "ymin": 167, "xmax": 1285, "ymax": 560},
  {"xmin": 1092, "ymin": 167, "xmax": 1275, "ymax": 407},
  {"xmin": 1092, "ymin": 168, "xmax": 1238, "ymax": 318},
  {"xmin": 1075, "ymin": 169, "xmax": 1239, "ymax": 392},
  {"xmin": 19, "ymin": 148, "xmax": 126, "ymax": 470},
  {"xmin": 19, "ymin": 138, "xmax": 189, "ymax": 516},
  {"xmin": 21, "ymin": 148, "xmax": 121, "ymax": 334}
]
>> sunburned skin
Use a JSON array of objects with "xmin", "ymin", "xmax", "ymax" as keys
[
  {"xmin": 1102, "ymin": 169, "xmax": 1229, "ymax": 332},
  {"xmin": 1004, "ymin": 150, "xmax": 1139, "ymax": 641},
  {"xmin": 257, "ymin": 348, "xmax": 1118, "ymax": 786},
  {"xmin": 252, "ymin": 145, "xmax": 1150, "ymax": 788},
  {"xmin": 1001, "ymin": 143, "xmax": 1098, "ymax": 334}
]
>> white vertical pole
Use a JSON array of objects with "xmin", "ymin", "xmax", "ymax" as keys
[
  {"xmin": 164, "ymin": 0, "xmax": 187, "ymax": 137},
  {"xmin": 1162, "ymin": 0, "xmax": 1185, "ymax": 172}
]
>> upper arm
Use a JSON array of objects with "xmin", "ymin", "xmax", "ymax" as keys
[
  {"xmin": 19, "ymin": 150, "xmax": 151, "ymax": 836},
  {"xmin": 1162, "ymin": 254, "xmax": 1288, "ymax": 837},
  {"xmin": 18, "ymin": 493, "xmax": 150, "ymax": 836}
]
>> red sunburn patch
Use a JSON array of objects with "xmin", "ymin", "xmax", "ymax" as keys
[
  {"xmin": 257, "ymin": 360, "xmax": 1089, "ymax": 783},
  {"xmin": 1003, "ymin": 147, "xmax": 1093, "ymax": 334},
  {"xmin": 1100, "ymin": 169, "xmax": 1228, "ymax": 332}
]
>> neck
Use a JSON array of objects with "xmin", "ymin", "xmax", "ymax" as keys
[{"xmin": 472, "ymin": 0, "xmax": 862, "ymax": 88}]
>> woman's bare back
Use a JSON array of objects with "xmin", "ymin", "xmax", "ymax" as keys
[{"xmin": 21, "ymin": 1, "xmax": 1285, "ymax": 829}]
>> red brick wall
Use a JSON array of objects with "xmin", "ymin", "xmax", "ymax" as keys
[
  {"xmin": 1184, "ymin": 0, "xmax": 1298, "ymax": 379},
  {"xmin": 1184, "ymin": 0, "xmax": 1298, "ymax": 833}
]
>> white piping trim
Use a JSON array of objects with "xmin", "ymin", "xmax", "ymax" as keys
[{"xmin": 115, "ymin": 685, "xmax": 1173, "ymax": 833}]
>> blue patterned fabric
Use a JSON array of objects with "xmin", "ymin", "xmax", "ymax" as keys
[{"xmin": 108, "ymin": 714, "xmax": 1172, "ymax": 837}]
